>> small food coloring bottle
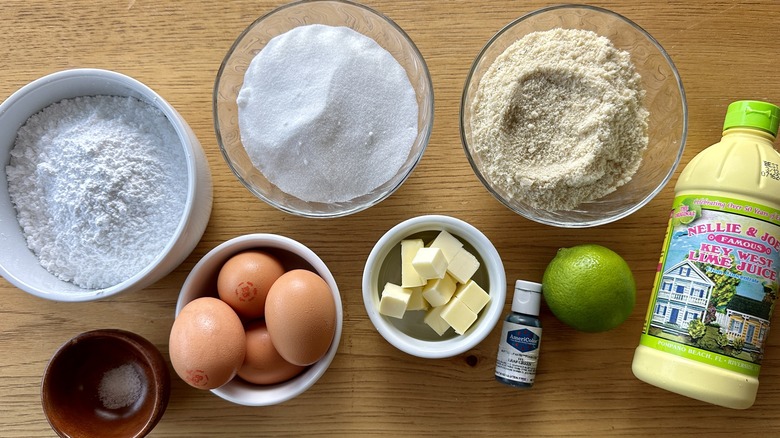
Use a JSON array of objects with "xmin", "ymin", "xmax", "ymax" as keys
[{"xmin": 495, "ymin": 280, "xmax": 542, "ymax": 388}]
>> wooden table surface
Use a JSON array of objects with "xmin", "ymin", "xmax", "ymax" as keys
[{"xmin": 2, "ymin": 0, "xmax": 779, "ymax": 436}]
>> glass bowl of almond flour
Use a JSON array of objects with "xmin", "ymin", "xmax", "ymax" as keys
[
  {"xmin": 461, "ymin": 4, "xmax": 687, "ymax": 228},
  {"xmin": 214, "ymin": 0, "xmax": 433, "ymax": 218}
]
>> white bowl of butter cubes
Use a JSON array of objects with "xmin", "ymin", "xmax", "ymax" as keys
[{"xmin": 362, "ymin": 215, "xmax": 506, "ymax": 358}]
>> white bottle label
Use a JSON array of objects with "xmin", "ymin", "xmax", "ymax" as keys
[{"xmin": 495, "ymin": 321, "xmax": 542, "ymax": 384}]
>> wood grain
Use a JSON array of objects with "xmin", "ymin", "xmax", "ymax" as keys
[{"xmin": 1, "ymin": 1, "xmax": 779, "ymax": 436}]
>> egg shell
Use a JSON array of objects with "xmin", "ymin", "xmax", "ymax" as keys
[
  {"xmin": 217, "ymin": 250, "xmax": 285, "ymax": 320},
  {"xmin": 265, "ymin": 269, "xmax": 337, "ymax": 366},
  {"xmin": 169, "ymin": 297, "xmax": 247, "ymax": 390},
  {"xmin": 238, "ymin": 320, "xmax": 306, "ymax": 385}
]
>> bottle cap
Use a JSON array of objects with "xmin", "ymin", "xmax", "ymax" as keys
[
  {"xmin": 511, "ymin": 280, "xmax": 542, "ymax": 316},
  {"xmin": 723, "ymin": 100, "xmax": 780, "ymax": 136}
]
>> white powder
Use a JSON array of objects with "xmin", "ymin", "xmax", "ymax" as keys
[
  {"xmin": 98, "ymin": 363, "xmax": 143, "ymax": 410},
  {"xmin": 6, "ymin": 95, "xmax": 187, "ymax": 289},
  {"xmin": 470, "ymin": 28, "xmax": 649, "ymax": 211},
  {"xmin": 237, "ymin": 24, "xmax": 418, "ymax": 203}
]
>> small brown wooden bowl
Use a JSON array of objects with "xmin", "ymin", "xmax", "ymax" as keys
[{"xmin": 41, "ymin": 329, "xmax": 170, "ymax": 438}]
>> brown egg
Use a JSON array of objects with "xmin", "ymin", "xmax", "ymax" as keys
[
  {"xmin": 265, "ymin": 269, "xmax": 337, "ymax": 366},
  {"xmin": 169, "ymin": 297, "xmax": 246, "ymax": 390},
  {"xmin": 238, "ymin": 320, "xmax": 306, "ymax": 385},
  {"xmin": 217, "ymin": 250, "xmax": 285, "ymax": 319}
]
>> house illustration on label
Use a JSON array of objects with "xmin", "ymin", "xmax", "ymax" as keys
[
  {"xmin": 715, "ymin": 294, "xmax": 771, "ymax": 350},
  {"xmin": 652, "ymin": 259, "xmax": 772, "ymax": 350},
  {"xmin": 652, "ymin": 260, "xmax": 712, "ymax": 332}
]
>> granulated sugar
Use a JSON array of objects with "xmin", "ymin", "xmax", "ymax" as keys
[
  {"xmin": 98, "ymin": 363, "xmax": 143, "ymax": 410},
  {"xmin": 6, "ymin": 96, "xmax": 187, "ymax": 289},
  {"xmin": 237, "ymin": 24, "xmax": 418, "ymax": 203},
  {"xmin": 470, "ymin": 28, "xmax": 649, "ymax": 211}
]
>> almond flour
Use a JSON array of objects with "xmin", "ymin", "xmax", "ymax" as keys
[{"xmin": 470, "ymin": 28, "xmax": 649, "ymax": 211}]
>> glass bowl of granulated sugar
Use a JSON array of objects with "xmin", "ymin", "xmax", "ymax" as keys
[
  {"xmin": 214, "ymin": 0, "xmax": 434, "ymax": 218},
  {"xmin": 460, "ymin": 4, "xmax": 687, "ymax": 228}
]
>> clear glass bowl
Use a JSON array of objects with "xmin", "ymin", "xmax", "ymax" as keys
[
  {"xmin": 460, "ymin": 4, "xmax": 687, "ymax": 228},
  {"xmin": 214, "ymin": 0, "xmax": 433, "ymax": 218}
]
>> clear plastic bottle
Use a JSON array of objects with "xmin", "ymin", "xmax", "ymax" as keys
[
  {"xmin": 632, "ymin": 100, "xmax": 780, "ymax": 409},
  {"xmin": 495, "ymin": 280, "xmax": 542, "ymax": 388}
]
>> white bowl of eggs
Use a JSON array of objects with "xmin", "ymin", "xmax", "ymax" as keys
[{"xmin": 170, "ymin": 234, "xmax": 342, "ymax": 406}]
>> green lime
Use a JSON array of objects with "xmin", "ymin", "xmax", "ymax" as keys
[
  {"xmin": 678, "ymin": 198, "xmax": 701, "ymax": 224},
  {"xmin": 678, "ymin": 213, "xmax": 696, "ymax": 225},
  {"xmin": 541, "ymin": 244, "xmax": 636, "ymax": 332}
]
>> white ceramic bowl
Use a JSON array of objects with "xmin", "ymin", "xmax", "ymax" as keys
[
  {"xmin": 0, "ymin": 68, "xmax": 213, "ymax": 302},
  {"xmin": 175, "ymin": 233, "xmax": 343, "ymax": 406},
  {"xmin": 214, "ymin": 0, "xmax": 433, "ymax": 218},
  {"xmin": 362, "ymin": 215, "xmax": 506, "ymax": 359}
]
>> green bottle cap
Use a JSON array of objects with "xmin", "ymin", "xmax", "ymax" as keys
[{"xmin": 723, "ymin": 100, "xmax": 780, "ymax": 136}]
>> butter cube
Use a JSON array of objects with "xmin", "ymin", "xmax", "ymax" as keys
[
  {"xmin": 401, "ymin": 239, "xmax": 426, "ymax": 288},
  {"xmin": 412, "ymin": 247, "xmax": 448, "ymax": 280},
  {"xmin": 406, "ymin": 287, "xmax": 429, "ymax": 311},
  {"xmin": 424, "ymin": 306, "xmax": 451, "ymax": 336},
  {"xmin": 422, "ymin": 274, "xmax": 457, "ymax": 307},
  {"xmin": 446, "ymin": 248, "xmax": 480, "ymax": 284},
  {"xmin": 378, "ymin": 283, "xmax": 411, "ymax": 319},
  {"xmin": 429, "ymin": 230, "xmax": 463, "ymax": 262},
  {"xmin": 440, "ymin": 296, "xmax": 478, "ymax": 335},
  {"xmin": 454, "ymin": 280, "xmax": 491, "ymax": 313}
]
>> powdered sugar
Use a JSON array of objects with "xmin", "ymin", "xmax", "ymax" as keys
[
  {"xmin": 237, "ymin": 24, "xmax": 418, "ymax": 203},
  {"xmin": 6, "ymin": 95, "xmax": 187, "ymax": 289},
  {"xmin": 470, "ymin": 28, "xmax": 648, "ymax": 211}
]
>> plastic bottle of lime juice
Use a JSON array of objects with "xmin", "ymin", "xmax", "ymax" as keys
[{"xmin": 632, "ymin": 100, "xmax": 780, "ymax": 409}]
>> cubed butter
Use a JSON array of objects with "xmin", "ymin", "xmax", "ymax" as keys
[
  {"xmin": 454, "ymin": 280, "xmax": 491, "ymax": 313},
  {"xmin": 446, "ymin": 247, "xmax": 480, "ymax": 284},
  {"xmin": 406, "ymin": 286, "xmax": 429, "ymax": 311},
  {"xmin": 412, "ymin": 247, "xmax": 448, "ymax": 280},
  {"xmin": 378, "ymin": 283, "xmax": 411, "ymax": 319},
  {"xmin": 401, "ymin": 239, "xmax": 426, "ymax": 288},
  {"xmin": 424, "ymin": 305, "xmax": 451, "ymax": 336},
  {"xmin": 422, "ymin": 274, "xmax": 457, "ymax": 307},
  {"xmin": 440, "ymin": 296, "xmax": 478, "ymax": 335},
  {"xmin": 429, "ymin": 230, "xmax": 463, "ymax": 262}
]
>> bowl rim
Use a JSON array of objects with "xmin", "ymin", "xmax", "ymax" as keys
[
  {"xmin": 362, "ymin": 215, "xmax": 506, "ymax": 359},
  {"xmin": 213, "ymin": 0, "xmax": 434, "ymax": 218},
  {"xmin": 175, "ymin": 233, "xmax": 343, "ymax": 406},
  {"xmin": 41, "ymin": 329, "xmax": 170, "ymax": 437},
  {"xmin": 0, "ymin": 68, "xmax": 207, "ymax": 301},
  {"xmin": 459, "ymin": 4, "xmax": 688, "ymax": 228}
]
